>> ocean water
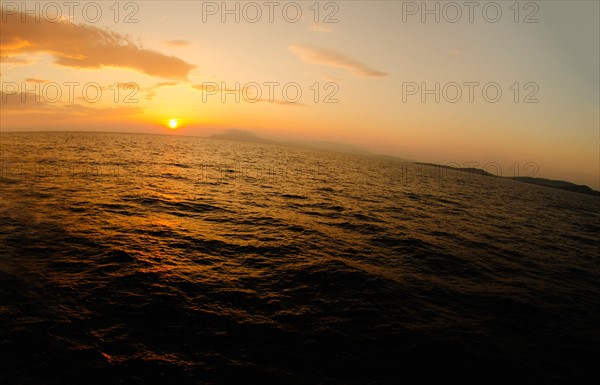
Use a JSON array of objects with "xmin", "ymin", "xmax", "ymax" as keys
[{"xmin": 0, "ymin": 132, "xmax": 598, "ymax": 384}]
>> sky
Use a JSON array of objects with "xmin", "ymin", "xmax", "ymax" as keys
[{"xmin": 1, "ymin": 1, "xmax": 599, "ymax": 188}]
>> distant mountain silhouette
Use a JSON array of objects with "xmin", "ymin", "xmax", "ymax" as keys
[
  {"xmin": 207, "ymin": 129, "xmax": 370, "ymax": 155},
  {"xmin": 416, "ymin": 162, "xmax": 599, "ymax": 197},
  {"xmin": 208, "ymin": 132, "xmax": 598, "ymax": 197},
  {"xmin": 512, "ymin": 177, "xmax": 600, "ymax": 197},
  {"xmin": 208, "ymin": 129, "xmax": 276, "ymax": 144},
  {"xmin": 294, "ymin": 141, "xmax": 371, "ymax": 155},
  {"xmin": 414, "ymin": 163, "xmax": 497, "ymax": 177}
]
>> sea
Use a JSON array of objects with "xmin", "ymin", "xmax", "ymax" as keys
[{"xmin": 0, "ymin": 132, "xmax": 598, "ymax": 384}]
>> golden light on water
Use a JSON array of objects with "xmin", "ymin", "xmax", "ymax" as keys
[{"xmin": 0, "ymin": 2, "xmax": 597, "ymax": 189}]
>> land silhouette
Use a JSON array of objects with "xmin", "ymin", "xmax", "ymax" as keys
[{"xmin": 208, "ymin": 130, "xmax": 600, "ymax": 197}]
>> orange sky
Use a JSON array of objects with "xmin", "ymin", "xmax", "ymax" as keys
[{"xmin": 1, "ymin": 1, "xmax": 599, "ymax": 188}]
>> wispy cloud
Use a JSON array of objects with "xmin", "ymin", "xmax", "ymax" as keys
[
  {"xmin": 1, "ymin": 11, "xmax": 196, "ymax": 80},
  {"xmin": 143, "ymin": 81, "xmax": 181, "ymax": 100},
  {"xmin": 268, "ymin": 99, "xmax": 306, "ymax": 107},
  {"xmin": 156, "ymin": 82, "xmax": 179, "ymax": 87},
  {"xmin": 191, "ymin": 83, "xmax": 305, "ymax": 107},
  {"xmin": 0, "ymin": 54, "xmax": 33, "ymax": 65},
  {"xmin": 308, "ymin": 24, "xmax": 334, "ymax": 33},
  {"xmin": 0, "ymin": 91, "xmax": 52, "ymax": 111},
  {"xmin": 164, "ymin": 40, "xmax": 191, "ymax": 47},
  {"xmin": 1, "ymin": 91, "xmax": 144, "ymax": 116},
  {"xmin": 289, "ymin": 44, "xmax": 386, "ymax": 78},
  {"xmin": 25, "ymin": 78, "xmax": 50, "ymax": 84},
  {"xmin": 191, "ymin": 83, "xmax": 238, "ymax": 93}
]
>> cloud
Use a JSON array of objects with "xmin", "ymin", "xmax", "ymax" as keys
[
  {"xmin": 1, "ymin": 11, "xmax": 196, "ymax": 80},
  {"xmin": 156, "ymin": 82, "xmax": 179, "ymax": 87},
  {"xmin": 191, "ymin": 83, "xmax": 305, "ymax": 107},
  {"xmin": 268, "ymin": 99, "xmax": 306, "ymax": 107},
  {"xmin": 61, "ymin": 104, "xmax": 144, "ymax": 117},
  {"xmin": 308, "ymin": 24, "xmax": 334, "ymax": 33},
  {"xmin": 0, "ymin": 91, "xmax": 51, "ymax": 111},
  {"xmin": 142, "ymin": 81, "xmax": 181, "ymax": 100},
  {"xmin": 289, "ymin": 44, "xmax": 386, "ymax": 78},
  {"xmin": 25, "ymin": 78, "xmax": 50, "ymax": 84},
  {"xmin": 191, "ymin": 83, "xmax": 238, "ymax": 93},
  {"xmin": 0, "ymin": 91, "xmax": 144, "ymax": 116},
  {"xmin": 164, "ymin": 40, "xmax": 191, "ymax": 47},
  {"xmin": 0, "ymin": 54, "xmax": 33, "ymax": 65},
  {"xmin": 109, "ymin": 82, "xmax": 140, "ymax": 90}
]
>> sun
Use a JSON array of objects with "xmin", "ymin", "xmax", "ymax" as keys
[{"xmin": 168, "ymin": 119, "xmax": 179, "ymax": 129}]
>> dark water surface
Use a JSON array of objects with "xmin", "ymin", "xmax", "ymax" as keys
[{"xmin": 1, "ymin": 132, "xmax": 598, "ymax": 384}]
